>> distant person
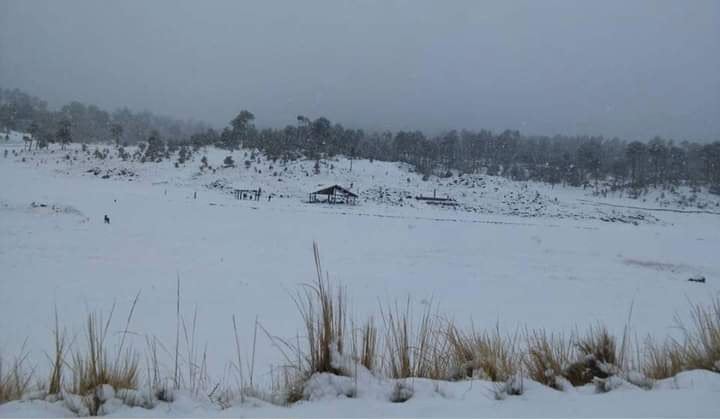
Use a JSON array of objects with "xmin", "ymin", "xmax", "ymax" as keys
[{"xmin": 104, "ymin": 214, "xmax": 110, "ymax": 224}]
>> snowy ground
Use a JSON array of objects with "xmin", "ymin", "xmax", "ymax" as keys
[
  {"xmin": 1, "ymin": 142, "xmax": 719, "ymax": 417},
  {"xmin": 2, "ymin": 370, "xmax": 720, "ymax": 418}
]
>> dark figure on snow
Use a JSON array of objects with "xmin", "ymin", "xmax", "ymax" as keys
[{"xmin": 104, "ymin": 214, "xmax": 110, "ymax": 224}]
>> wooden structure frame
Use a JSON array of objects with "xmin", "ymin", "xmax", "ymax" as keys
[
  {"xmin": 234, "ymin": 188, "xmax": 262, "ymax": 201},
  {"xmin": 415, "ymin": 189, "xmax": 457, "ymax": 206},
  {"xmin": 309, "ymin": 185, "xmax": 358, "ymax": 205}
]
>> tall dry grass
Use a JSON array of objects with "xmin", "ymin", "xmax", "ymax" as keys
[
  {"xmin": 381, "ymin": 299, "xmax": 448, "ymax": 380},
  {"xmin": 643, "ymin": 298, "xmax": 720, "ymax": 379},
  {"xmin": 283, "ymin": 242, "xmax": 347, "ymax": 379},
  {"xmin": 358, "ymin": 318, "xmax": 378, "ymax": 372},
  {"xmin": 70, "ymin": 312, "xmax": 140, "ymax": 396},
  {"xmin": 642, "ymin": 337, "xmax": 685, "ymax": 380},
  {"xmin": 144, "ymin": 335, "xmax": 172, "ymax": 401},
  {"xmin": 680, "ymin": 299, "xmax": 720, "ymax": 372},
  {"xmin": 47, "ymin": 309, "xmax": 67, "ymax": 395},
  {"xmin": 0, "ymin": 343, "xmax": 33, "ymax": 404},
  {"xmin": 259, "ymin": 242, "xmax": 348, "ymax": 403}
]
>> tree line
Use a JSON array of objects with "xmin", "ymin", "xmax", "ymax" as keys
[
  {"xmin": 189, "ymin": 112, "xmax": 720, "ymax": 193},
  {"xmin": 2, "ymin": 86, "xmax": 719, "ymax": 193},
  {"xmin": 0, "ymin": 87, "xmax": 208, "ymax": 149}
]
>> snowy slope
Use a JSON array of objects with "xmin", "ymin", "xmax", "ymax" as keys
[{"xmin": 1, "ymin": 143, "xmax": 719, "ymax": 417}]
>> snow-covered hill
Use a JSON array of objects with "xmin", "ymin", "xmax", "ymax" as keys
[
  {"xmin": 1, "ymin": 143, "xmax": 719, "ymax": 417},
  {"xmin": 6, "ymin": 143, "xmax": 719, "ymax": 222}
]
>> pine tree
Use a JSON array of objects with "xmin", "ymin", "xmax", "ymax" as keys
[
  {"xmin": 110, "ymin": 123, "xmax": 123, "ymax": 147},
  {"xmin": 56, "ymin": 119, "xmax": 72, "ymax": 150},
  {"xmin": 142, "ymin": 130, "xmax": 165, "ymax": 162}
]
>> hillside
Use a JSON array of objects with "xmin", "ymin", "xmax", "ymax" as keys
[{"xmin": 1, "ymin": 143, "xmax": 719, "ymax": 417}]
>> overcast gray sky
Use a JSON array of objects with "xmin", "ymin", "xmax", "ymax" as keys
[{"xmin": 1, "ymin": 0, "xmax": 718, "ymax": 140}]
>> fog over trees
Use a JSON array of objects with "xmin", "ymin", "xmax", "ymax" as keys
[{"xmin": 2, "ymin": 86, "xmax": 719, "ymax": 194}]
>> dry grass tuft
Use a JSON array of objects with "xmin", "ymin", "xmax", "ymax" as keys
[
  {"xmin": 0, "ymin": 344, "xmax": 33, "ymax": 404},
  {"xmin": 524, "ymin": 330, "xmax": 573, "ymax": 389},
  {"xmin": 446, "ymin": 324, "xmax": 520, "ymax": 382},
  {"xmin": 361, "ymin": 319, "xmax": 378, "ymax": 372},
  {"xmin": 351, "ymin": 318, "xmax": 378, "ymax": 372},
  {"xmin": 576, "ymin": 325, "xmax": 617, "ymax": 366},
  {"xmin": 47, "ymin": 309, "xmax": 67, "ymax": 395},
  {"xmin": 561, "ymin": 325, "xmax": 622, "ymax": 385},
  {"xmin": 263, "ymin": 242, "xmax": 347, "ymax": 403},
  {"xmin": 680, "ymin": 298, "xmax": 720, "ymax": 372},
  {"xmin": 145, "ymin": 335, "xmax": 173, "ymax": 402},
  {"xmin": 643, "ymin": 298, "xmax": 720, "ymax": 379},
  {"xmin": 269, "ymin": 365, "xmax": 305, "ymax": 405},
  {"xmin": 291, "ymin": 242, "xmax": 347, "ymax": 377},
  {"xmin": 70, "ymin": 312, "xmax": 139, "ymax": 396},
  {"xmin": 180, "ymin": 307, "xmax": 210, "ymax": 396},
  {"xmin": 381, "ymin": 299, "xmax": 448, "ymax": 380},
  {"xmin": 642, "ymin": 336, "xmax": 684, "ymax": 380}
]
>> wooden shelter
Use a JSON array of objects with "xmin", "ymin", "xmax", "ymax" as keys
[
  {"xmin": 234, "ymin": 188, "xmax": 262, "ymax": 201},
  {"xmin": 309, "ymin": 185, "xmax": 358, "ymax": 205}
]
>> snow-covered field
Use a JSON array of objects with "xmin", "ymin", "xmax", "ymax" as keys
[{"xmin": 1, "ymin": 142, "xmax": 719, "ymax": 417}]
